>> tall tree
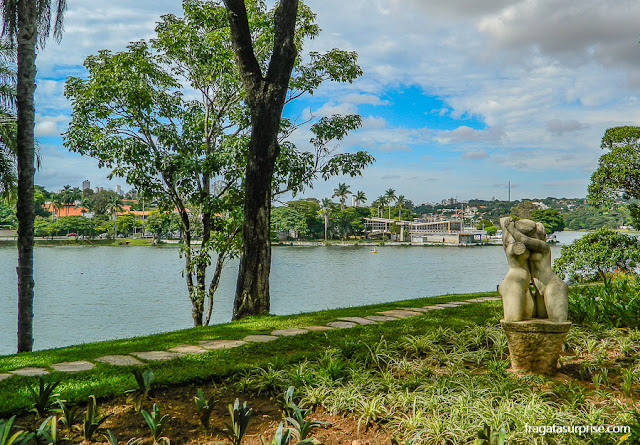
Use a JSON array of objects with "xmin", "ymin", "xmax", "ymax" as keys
[
  {"xmin": 0, "ymin": 38, "xmax": 16, "ymax": 200},
  {"xmin": 1, "ymin": 0, "xmax": 66, "ymax": 352},
  {"xmin": 223, "ymin": 0, "xmax": 371, "ymax": 319},
  {"xmin": 588, "ymin": 126, "xmax": 640, "ymax": 229},
  {"xmin": 354, "ymin": 190, "xmax": 366, "ymax": 207},
  {"xmin": 384, "ymin": 188, "xmax": 396, "ymax": 219},
  {"xmin": 223, "ymin": 0, "xmax": 298, "ymax": 319},
  {"xmin": 332, "ymin": 182, "xmax": 351, "ymax": 210}
]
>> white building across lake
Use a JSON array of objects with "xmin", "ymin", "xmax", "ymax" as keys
[{"xmin": 364, "ymin": 217, "xmax": 484, "ymax": 244}]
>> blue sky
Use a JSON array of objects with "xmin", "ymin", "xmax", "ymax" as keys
[{"xmin": 30, "ymin": 0, "xmax": 640, "ymax": 205}]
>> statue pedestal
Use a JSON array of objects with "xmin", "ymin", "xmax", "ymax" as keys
[{"xmin": 500, "ymin": 319, "xmax": 571, "ymax": 375}]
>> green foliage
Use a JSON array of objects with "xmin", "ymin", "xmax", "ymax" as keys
[
  {"xmin": 35, "ymin": 415, "xmax": 60, "ymax": 445},
  {"xmin": 26, "ymin": 377, "xmax": 59, "ymax": 418},
  {"xmin": 474, "ymin": 424, "xmax": 506, "ymax": 445},
  {"xmin": 193, "ymin": 388, "xmax": 216, "ymax": 430},
  {"xmin": 104, "ymin": 430, "xmax": 142, "ymax": 445},
  {"xmin": 563, "ymin": 205, "xmax": 628, "ymax": 231},
  {"xmin": 530, "ymin": 208, "xmax": 565, "ymax": 234},
  {"xmin": 589, "ymin": 126, "xmax": 640, "ymax": 207},
  {"xmin": 53, "ymin": 399, "xmax": 81, "ymax": 431},
  {"xmin": 271, "ymin": 206, "xmax": 309, "ymax": 239},
  {"xmin": 260, "ymin": 423, "xmax": 314, "ymax": 445},
  {"xmin": 553, "ymin": 228, "xmax": 640, "ymax": 282},
  {"xmin": 125, "ymin": 369, "xmax": 154, "ymax": 412},
  {"xmin": 568, "ymin": 279, "xmax": 640, "ymax": 328},
  {"xmin": 220, "ymin": 399, "xmax": 254, "ymax": 445},
  {"xmin": 282, "ymin": 386, "xmax": 327, "ymax": 441},
  {"xmin": 618, "ymin": 411, "xmax": 640, "ymax": 444},
  {"xmin": 0, "ymin": 416, "xmax": 33, "ymax": 445},
  {"xmin": 510, "ymin": 200, "xmax": 538, "ymax": 219},
  {"xmin": 83, "ymin": 395, "xmax": 112, "ymax": 442},
  {"xmin": 140, "ymin": 403, "xmax": 170, "ymax": 445}
]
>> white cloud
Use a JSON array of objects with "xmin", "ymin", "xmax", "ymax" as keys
[{"xmin": 435, "ymin": 126, "xmax": 505, "ymax": 145}]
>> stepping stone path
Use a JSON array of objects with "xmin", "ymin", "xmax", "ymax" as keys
[
  {"xmin": 327, "ymin": 321, "xmax": 358, "ymax": 329},
  {"xmin": 337, "ymin": 317, "xmax": 377, "ymax": 325},
  {"xmin": 271, "ymin": 328, "xmax": 308, "ymax": 336},
  {"xmin": 168, "ymin": 344, "xmax": 208, "ymax": 354},
  {"xmin": 243, "ymin": 335, "xmax": 278, "ymax": 343},
  {"xmin": 378, "ymin": 309, "xmax": 423, "ymax": 318},
  {"xmin": 51, "ymin": 361, "xmax": 94, "ymax": 373},
  {"xmin": 131, "ymin": 351, "xmax": 179, "ymax": 361},
  {"xmin": 95, "ymin": 355, "xmax": 144, "ymax": 367},
  {"xmin": 365, "ymin": 315, "xmax": 398, "ymax": 322},
  {"xmin": 0, "ymin": 295, "xmax": 502, "ymax": 380},
  {"xmin": 200, "ymin": 339, "xmax": 247, "ymax": 350},
  {"xmin": 302, "ymin": 325, "xmax": 333, "ymax": 331}
]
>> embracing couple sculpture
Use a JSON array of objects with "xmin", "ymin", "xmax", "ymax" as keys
[{"xmin": 498, "ymin": 217, "xmax": 568, "ymax": 323}]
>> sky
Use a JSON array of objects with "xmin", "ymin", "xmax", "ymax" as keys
[{"xmin": 30, "ymin": 0, "xmax": 640, "ymax": 205}]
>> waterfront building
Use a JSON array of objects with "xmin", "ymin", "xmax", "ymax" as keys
[{"xmin": 364, "ymin": 217, "xmax": 484, "ymax": 244}]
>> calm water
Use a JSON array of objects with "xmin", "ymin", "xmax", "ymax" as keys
[{"xmin": 0, "ymin": 231, "xmax": 586, "ymax": 355}]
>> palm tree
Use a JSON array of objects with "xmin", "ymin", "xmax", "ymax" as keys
[
  {"xmin": 384, "ymin": 188, "xmax": 396, "ymax": 219},
  {"xmin": 107, "ymin": 195, "xmax": 123, "ymax": 238},
  {"xmin": 319, "ymin": 198, "xmax": 334, "ymax": 241},
  {"xmin": 396, "ymin": 194, "xmax": 406, "ymax": 220},
  {"xmin": 0, "ymin": 39, "xmax": 16, "ymax": 200},
  {"xmin": 373, "ymin": 195, "xmax": 387, "ymax": 218},
  {"xmin": 332, "ymin": 182, "xmax": 351, "ymax": 210},
  {"xmin": 2, "ymin": 0, "xmax": 67, "ymax": 352},
  {"xmin": 354, "ymin": 190, "xmax": 366, "ymax": 207},
  {"xmin": 49, "ymin": 194, "xmax": 62, "ymax": 220}
]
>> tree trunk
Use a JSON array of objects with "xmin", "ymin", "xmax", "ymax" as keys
[
  {"xmin": 224, "ymin": 0, "xmax": 299, "ymax": 320},
  {"xmin": 233, "ymin": 127, "xmax": 277, "ymax": 318},
  {"xmin": 16, "ymin": 3, "xmax": 37, "ymax": 353}
]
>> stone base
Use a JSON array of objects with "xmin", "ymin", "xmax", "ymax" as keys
[{"xmin": 500, "ymin": 319, "xmax": 571, "ymax": 375}]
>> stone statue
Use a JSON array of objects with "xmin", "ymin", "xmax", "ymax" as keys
[{"xmin": 498, "ymin": 217, "xmax": 568, "ymax": 323}]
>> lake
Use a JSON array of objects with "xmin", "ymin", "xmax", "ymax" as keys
[{"xmin": 0, "ymin": 231, "xmax": 586, "ymax": 356}]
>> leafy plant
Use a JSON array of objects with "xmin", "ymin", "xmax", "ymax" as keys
[
  {"xmin": 391, "ymin": 430, "xmax": 423, "ymax": 445},
  {"xmin": 617, "ymin": 411, "xmax": 640, "ymax": 444},
  {"xmin": 83, "ymin": 395, "xmax": 112, "ymax": 442},
  {"xmin": 0, "ymin": 416, "xmax": 33, "ymax": 445},
  {"xmin": 104, "ymin": 430, "xmax": 142, "ymax": 445},
  {"xmin": 53, "ymin": 399, "xmax": 81, "ymax": 431},
  {"xmin": 621, "ymin": 368, "xmax": 636, "ymax": 397},
  {"xmin": 193, "ymin": 388, "xmax": 216, "ymax": 430},
  {"xmin": 220, "ymin": 399, "xmax": 253, "ymax": 445},
  {"xmin": 282, "ymin": 387, "xmax": 327, "ymax": 441},
  {"xmin": 125, "ymin": 369, "xmax": 154, "ymax": 412},
  {"xmin": 474, "ymin": 423, "xmax": 506, "ymax": 445},
  {"xmin": 260, "ymin": 423, "xmax": 314, "ymax": 445},
  {"xmin": 140, "ymin": 404, "xmax": 170, "ymax": 445},
  {"xmin": 26, "ymin": 377, "xmax": 60, "ymax": 418},
  {"xmin": 35, "ymin": 416, "xmax": 61, "ymax": 445}
]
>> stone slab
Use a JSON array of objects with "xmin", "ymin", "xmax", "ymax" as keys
[
  {"xmin": 327, "ymin": 321, "xmax": 357, "ymax": 329},
  {"xmin": 433, "ymin": 303, "xmax": 460, "ymax": 308},
  {"xmin": 0, "ymin": 373, "xmax": 11, "ymax": 382},
  {"xmin": 464, "ymin": 299, "xmax": 486, "ymax": 303},
  {"xmin": 302, "ymin": 325, "xmax": 333, "ymax": 332},
  {"xmin": 243, "ymin": 335, "xmax": 278, "ymax": 343},
  {"xmin": 422, "ymin": 305, "xmax": 447, "ymax": 310},
  {"xmin": 337, "ymin": 317, "xmax": 377, "ymax": 325},
  {"xmin": 131, "ymin": 351, "xmax": 179, "ymax": 361},
  {"xmin": 377, "ymin": 309, "xmax": 423, "ymax": 318},
  {"xmin": 478, "ymin": 296, "xmax": 501, "ymax": 301},
  {"xmin": 168, "ymin": 344, "xmax": 209, "ymax": 354},
  {"xmin": 95, "ymin": 355, "xmax": 144, "ymax": 366},
  {"xmin": 199, "ymin": 339, "xmax": 247, "ymax": 350},
  {"xmin": 50, "ymin": 361, "xmax": 95, "ymax": 373},
  {"xmin": 10, "ymin": 367, "xmax": 50, "ymax": 376},
  {"xmin": 271, "ymin": 328, "xmax": 308, "ymax": 336},
  {"xmin": 397, "ymin": 307, "xmax": 433, "ymax": 312},
  {"xmin": 364, "ymin": 315, "xmax": 398, "ymax": 322},
  {"xmin": 447, "ymin": 301, "xmax": 472, "ymax": 305}
]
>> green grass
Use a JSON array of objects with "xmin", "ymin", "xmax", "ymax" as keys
[{"xmin": 0, "ymin": 291, "xmax": 499, "ymax": 416}]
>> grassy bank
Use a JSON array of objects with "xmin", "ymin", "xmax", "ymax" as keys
[
  {"xmin": 0, "ymin": 292, "xmax": 497, "ymax": 416},
  {"xmin": 2, "ymin": 286, "xmax": 640, "ymax": 444}
]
